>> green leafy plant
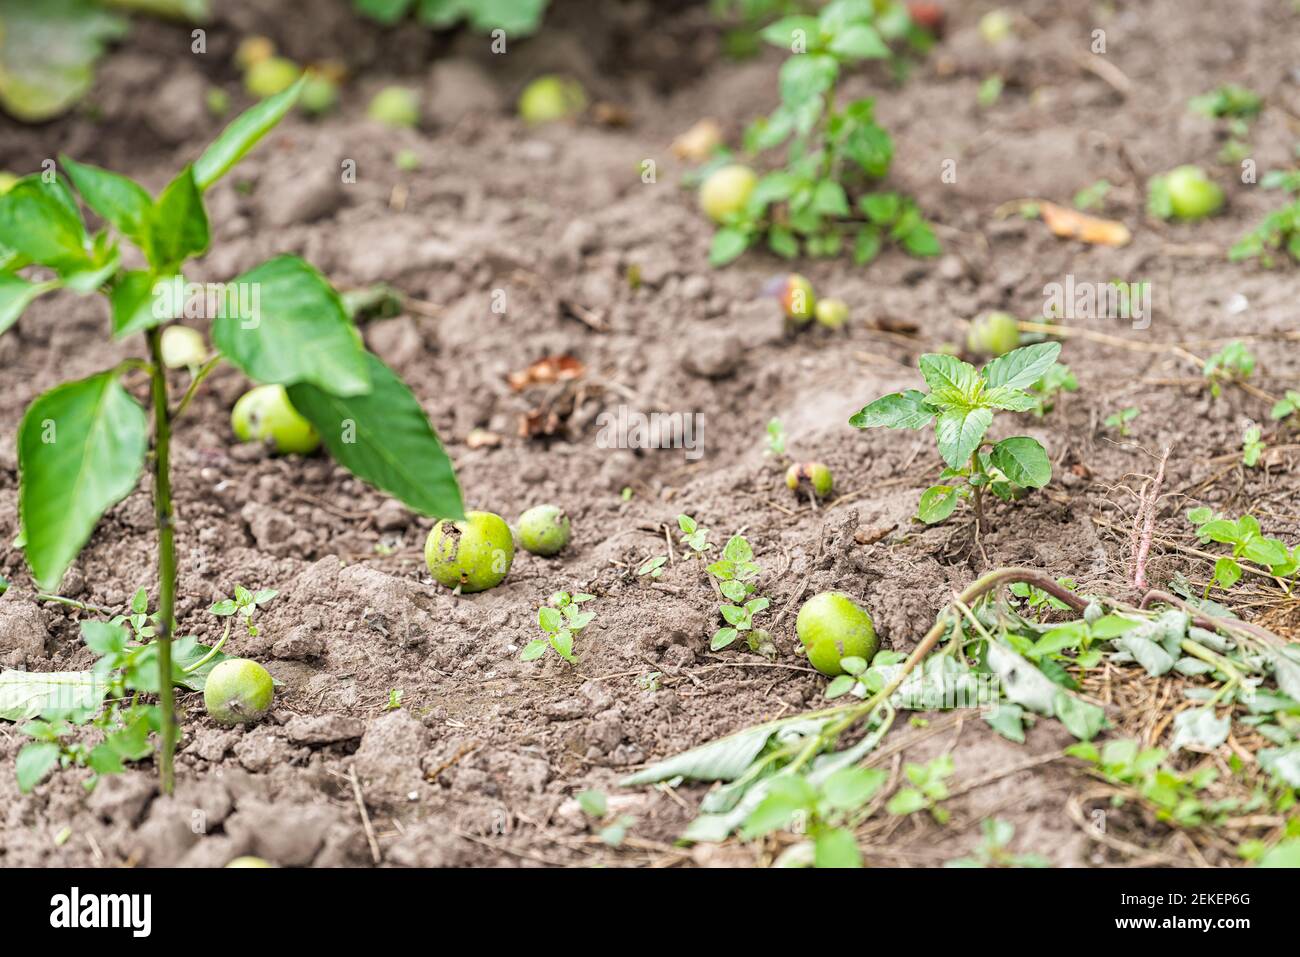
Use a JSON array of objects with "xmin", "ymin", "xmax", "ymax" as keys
[
  {"xmin": 1203, "ymin": 340, "xmax": 1255, "ymax": 397},
  {"xmin": 1270, "ymin": 388, "xmax": 1300, "ymax": 423},
  {"xmin": 0, "ymin": 80, "xmax": 464, "ymax": 793},
  {"xmin": 764, "ymin": 417, "xmax": 787, "ymax": 458},
  {"xmin": 705, "ymin": 1, "xmax": 938, "ymax": 266},
  {"xmin": 946, "ymin": 818, "xmax": 1050, "ymax": 868},
  {"xmin": 576, "ymin": 789, "xmax": 636, "ymax": 847},
  {"xmin": 677, "ymin": 514, "xmax": 713, "ymax": 555},
  {"xmin": 15, "ymin": 589, "xmax": 248, "ymax": 793},
  {"xmin": 707, "ymin": 535, "xmax": 771, "ymax": 652},
  {"xmin": 850, "ymin": 342, "xmax": 1060, "ymax": 530},
  {"xmin": 742, "ymin": 765, "xmax": 886, "ymax": 867},
  {"xmin": 885, "ymin": 753, "xmax": 953, "ymax": 823},
  {"xmin": 1187, "ymin": 508, "xmax": 1298, "ymax": 595},
  {"xmin": 352, "ymin": 0, "xmax": 548, "ymax": 34},
  {"xmin": 1230, "ymin": 169, "xmax": 1300, "ymax": 266},
  {"xmin": 1104, "ymin": 406, "xmax": 1139, "ymax": 436},
  {"xmin": 637, "ymin": 555, "xmax": 667, "ymax": 579},
  {"xmin": 1026, "ymin": 362, "xmax": 1077, "ymax": 417},
  {"xmin": 522, "ymin": 591, "xmax": 595, "ymax": 664},
  {"xmin": 1072, "ymin": 179, "xmax": 1111, "ymax": 211},
  {"xmin": 1065, "ymin": 738, "xmax": 1236, "ymax": 828},
  {"xmin": 1189, "ymin": 84, "xmax": 1262, "ymax": 122},
  {"xmin": 1243, "ymin": 425, "xmax": 1265, "ymax": 468}
]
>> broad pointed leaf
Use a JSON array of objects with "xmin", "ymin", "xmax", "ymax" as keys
[
  {"xmin": 150, "ymin": 166, "xmax": 209, "ymax": 269},
  {"xmin": 0, "ymin": 669, "xmax": 108, "ymax": 721},
  {"xmin": 0, "ymin": 175, "xmax": 90, "ymax": 270},
  {"xmin": 0, "ymin": 273, "xmax": 59, "ymax": 336},
  {"xmin": 60, "ymin": 155, "xmax": 154, "ymax": 253},
  {"xmin": 193, "ymin": 75, "xmax": 305, "ymax": 191},
  {"xmin": 18, "ymin": 372, "xmax": 148, "ymax": 590},
  {"xmin": 991, "ymin": 436, "xmax": 1051, "ymax": 488},
  {"xmin": 934, "ymin": 406, "xmax": 993, "ymax": 468},
  {"xmin": 288, "ymin": 352, "xmax": 463, "ymax": 519},
  {"xmin": 918, "ymin": 353, "xmax": 980, "ymax": 398},
  {"xmin": 850, "ymin": 389, "xmax": 933, "ymax": 429},
  {"xmin": 982, "ymin": 342, "xmax": 1062, "ymax": 391}
]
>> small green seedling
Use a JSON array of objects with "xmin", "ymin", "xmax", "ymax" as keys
[
  {"xmin": 1187, "ymin": 508, "xmax": 1298, "ymax": 596},
  {"xmin": 385, "ymin": 689, "xmax": 403, "ymax": 710},
  {"xmin": 1243, "ymin": 426, "xmax": 1265, "ymax": 468},
  {"xmin": 677, "ymin": 514, "xmax": 713, "ymax": 555},
  {"xmin": 637, "ymin": 555, "xmax": 667, "ymax": 579},
  {"xmin": 1203, "ymin": 340, "xmax": 1255, "ymax": 397},
  {"xmin": 0, "ymin": 80, "xmax": 464, "ymax": 793},
  {"xmin": 764, "ymin": 418, "xmax": 787, "ymax": 458},
  {"xmin": 976, "ymin": 75, "xmax": 1003, "ymax": 108},
  {"xmin": 1072, "ymin": 179, "xmax": 1111, "ymax": 211},
  {"xmin": 885, "ymin": 754, "xmax": 953, "ymax": 823},
  {"xmin": 1026, "ymin": 362, "xmax": 1077, "ymax": 417},
  {"xmin": 1270, "ymin": 389, "xmax": 1300, "ymax": 423},
  {"xmin": 1230, "ymin": 170, "xmax": 1300, "ymax": 266},
  {"xmin": 851, "ymin": 342, "xmax": 1060, "ymax": 529},
  {"xmin": 742, "ymin": 767, "xmax": 887, "ymax": 868},
  {"xmin": 576, "ymin": 789, "xmax": 635, "ymax": 847},
  {"xmin": 703, "ymin": 3, "xmax": 938, "ymax": 265},
  {"xmin": 1065, "ymin": 738, "xmax": 1228, "ymax": 828},
  {"xmin": 1104, "ymin": 406, "xmax": 1139, "ymax": 436},
  {"xmin": 1189, "ymin": 84, "xmax": 1261, "ymax": 161},
  {"xmin": 522, "ymin": 591, "xmax": 595, "ymax": 664},
  {"xmin": 946, "ymin": 818, "xmax": 1050, "ymax": 868},
  {"xmin": 707, "ymin": 535, "xmax": 770, "ymax": 652}
]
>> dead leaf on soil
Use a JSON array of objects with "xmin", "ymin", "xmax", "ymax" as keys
[
  {"xmin": 672, "ymin": 118, "xmax": 724, "ymax": 161},
  {"xmin": 506, "ymin": 355, "xmax": 586, "ymax": 392},
  {"xmin": 1039, "ymin": 201, "xmax": 1131, "ymax": 247}
]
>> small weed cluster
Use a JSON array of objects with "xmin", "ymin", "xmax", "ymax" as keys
[
  {"xmin": 707, "ymin": 535, "xmax": 771, "ymax": 653},
  {"xmin": 1231, "ymin": 169, "xmax": 1300, "ymax": 266},
  {"xmin": 1187, "ymin": 508, "xmax": 1299, "ymax": 595},
  {"xmin": 522, "ymin": 591, "xmax": 596, "ymax": 665}
]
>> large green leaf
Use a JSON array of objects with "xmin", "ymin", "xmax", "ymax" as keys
[
  {"xmin": 18, "ymin": 373, "xmax": 148, "ymax": 590},
  {"xmin": 849, "ymin": 389, "xmax": 933, "ymax": 430},
  {"xmin": 193, "ymin": 76, "xmax": 305, "ymax": 191},
  {"xmin": 935, "ymin": 407, "xmax": 993, "ymax": 468},
  {"xmin": 0, "ymin": 669, "xmax": 108, "ymax": 721},
  {"xmin": 0, "ymin": 176, "xmax": 90, "ymax": 270},
  {"xmin": 0, "ymin": 0, "xmax": 128, "ymax": 122},
  {"xmin": 59, "ymin": 155, "xmax": 154, "ymax": 254},
  {"xmin": 288, "ymin": 352, "xmax": 464, "ymax": 520},
  {"xmin": 150, "ymin": 166, "xmax": 209, "ymax": 269},
  {"xmin": 622, "ymin": 716, "xmax": 833, "ymax": 787},
  {"xmin": 991, "ymin": 436, "xmax": 1051, "ymax": 488},
  {"xmin": 0, "ymin": 273, "xmax": 59, "ymax": 336},
  {"xmin": 918, "ymin": 353, "xmax": 980, "ymax": 400},
  {"xmin": 982, "ymin": 342, "xmax": 1062, "ymax": 391},
  {"xmin": 110, "ymin": 269, "xmax": 180, "ymax": 337},
  {"xmin": 213, "ymin": 255, "xmax": 370, "ymax": 395}
]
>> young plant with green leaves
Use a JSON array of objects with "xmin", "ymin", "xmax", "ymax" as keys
[
  {"xmin": 522, "ymin": 591, "xmax": 595, "ymax": 665},
  {"xmin": 1202, "ymin": 340, "xmax": 1255, "ymax": 397},
  {"xmin": 946, "ymin": 818, "xmax": 1050, "ymax": 868},
  {"xmin": 885, "ymin": 753, "xmax": 953, "ymax": 823},
  {"xmin": 1230, "ymin": 169, "xmax": 1300, "ymax": 266},
  {"xmin": 705, "ymin": 1, "xmax": 938, "ymax": 266},
  {"xmin": 1271, "ymin": 388, "xmax": 1300, "ymax": 425},
  {"xmin": 0, "ymin": 79, "xmax": 464, "ymax": 794},
  {"xmin": 1104, "ymin": 406, "xmax": 1139, "ymax": 436},
  {"xmin": 742, "ymin": 764, "xmax": 886, "ymax": 868},
  {"xmin": 677, "ymin": 513, "xmax": 713, "ymax": 555},
  {"xmin": 1189, "ymin": 84, "xmax": 1262, "ymax": 164},
  {"xmin": 707, "ymin": 534, "xmax": 771, "ymax": 653},
  {"xmin": 850, "ymin": 342, "xmax": 1060, "ymax": 529},
  {"xmin": 1026, "ymin": 361, "xmax": 1077, "ymax": 418},
  {"xmin": 352, "ymin": 0, "xmax": 548, "ymax": 35},
  {"xmin": 1242, "ymin": 425, "xmax": 1265, "ymax": 468},
  {"xmin": 1187, "ymin": 508, "xmax": 1299, "ymax": 596},
  {"xmin": 12, "ymin": 588, "xmax": 254, "ymax": 793}
]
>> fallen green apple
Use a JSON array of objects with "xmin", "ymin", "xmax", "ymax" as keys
[
  {"xmin": 786, "ymin": 462, "xmax": 834, "ymax": 499},
  {"xmin": 1152, "ymin": 165, "xmax": 1224, "ymax": 221},
  {"xmin": 796, "ymin": 592, "xmax": 879, "ymax": 676},
  {"xmin": 232, "ymin": 385, "xmax": 320, "ymax": 455},
  {"xmin": 160, "ymin": 325, "xmax": 208, "ymax": 369},
  {"xmin": 204, "ymin": 658, "xmax": 274, "ymax": 725},
  {"xmin": 699, "ymin": 164, "xmax": 757, "ymax": 224},
  {"xmin": 966, "ymin": 311, "xmax": 1020, "ymax": 357},
  {"xmin": 368, "ymin": 86, "xmax": 420, "ymax": 128},
  {"xmin": 245, "ymin": 57, "xmax": 301, "ymax": 99},
  {"xmin": 518, "ymin": 75, "xmax": 587, "ymax": 125},
  {"xmin": 778, "ymin": 273, "xmax": 816, "ymax": 322},
  {"xmin": 426, "ymin": 510, "xmax": 515, "ymax": 592},
  {"xmin": 815, "ymin": 298, "xmax": 849, "ymax": 329},
  {"xmin": 517, "ymin": 504, "xmax": 571, "ymax": 557},
  {"xmin": 300, "ymin": 74, "xmax": 340, "ymax": 115}
]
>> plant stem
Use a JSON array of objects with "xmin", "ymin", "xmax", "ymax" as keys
[
  {"xmin": 146, "ymin": 329, "xmax": 177, "ymax": 795},
  {"xmin": 969, "ymin": 452, "xmax": 986, "ymax": 541},
  {"xmin": 171, "ymin": 355, "xmax": 221, "ymax": 421},
  {"xmin": 181, "ymin": 617, "xmax": 232, "ymax": 675},
  {"xmin": 35, "ymin": 593, "xmax": 117, "ymax": 616}
]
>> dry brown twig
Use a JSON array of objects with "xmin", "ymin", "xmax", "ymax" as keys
[{"xmin": 1131, "ymin": 445, "xmax": 1171, "ymax": 592}]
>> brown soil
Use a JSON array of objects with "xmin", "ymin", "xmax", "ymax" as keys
[{"xmin": 1, "ymin": 0, "xmax": 1298, "ymax": 867}]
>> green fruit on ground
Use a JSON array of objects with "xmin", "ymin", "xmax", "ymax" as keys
[
  {"xmin": 226, "ymin": 856, "xmax": 272, "ymax": 868},
  {"xmin": 978, "ymin": 9, "xmax": 1013, "ymax": 44},
  {"xmin": 796, "ymin": 592, "xmax": 879, "ymax": 676},
  {"xmin": 231, "ymin": 385, "xmax": 320, "ymax": 455},
  {"xmin": 518, "ymin": 75, "xmax": 587, "ymax": 124},
  {"xmin": 235, "ymin": 35, "xmax": 275, "ymax": 70},
  {"xmin": 0, "ymin": 172, "xmax": 18, "ymax": 195},
  {"xmin": 786, "ymin": 462, "xmax": 834, "ymax": 499},
  {"xmin": 204, "ymin": 658, "xmax": 274, "ymax": 725},
  {"xmin": 698, "ymin": 164, "xmax": 757, "ymax": 223},
  {"xmin": 966, "ymin": 311, "xmax": 1020, "ymax": 357},
  {"xmin": 1163, "ymin": 165, "xmax": 1224, "ymax": 220},
  {"xmin": 517, "ymin": 504, "xmax": 571, "ymax": 557},
  {"xmin": 779, "ymin": 273, "xmax": 816, "ymax": 321},
  {"xmin": 425, "ymin": 510, "xmax": 515, "ymax": 592},
  {"xmin": 245, "ymin": 57, "xmax": 301, "ymax": 99},
  {"xmin": 814, "ymin": 298, "xmax": 849, "ymax": 329},
  {"xmin": 368, "ymin": 86, "xmax": 420, "ymax": 127},
  {"xmin": 300, "ymin": 74, "xmax": 340, "ymax": 115},
  {"xmin": 160, "ymin": 325, "xmax": 208, "ymax": 369}
]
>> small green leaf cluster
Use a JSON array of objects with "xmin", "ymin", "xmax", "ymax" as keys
[
  {"xmin": 707, "ymin": 1, "xmax": 939, "ymax": 265},
  {"xmin": 1202, "ymin": 340, "xmax": 1255, "ymax": 397},
  {"xmin": 1242, "ymin": 425, "xmax": 1265, "ymax": 468},
  {"xmin": 946, "ymin": 818, "xmax": 1050, "ymax": 868},
  {"xmin": 763, "ymin": 417, "xmax": 787, "ymax": 458},
  {"xmin": 576, "ymin": 789, "xmax": 635, "ymax": 847},
  {"xmin": 884, "ymin": 754, "xmax": 953, "ymax": 823},
  {"xmin": 1189, "ymin": 84, "xmax": 1262, "ymax": 162},
  {"xmin": 1187, "ymin": 508, "xmax": 1299, "ymax": 594},
  {"xmin": 742, "ymin": 765, "xmax": 887, "ymax": 868},
  {"xmin": 1270, "ymin": 388, "xmax": 1300, "ymax": 423},
  {"xmin": 352, "ymin": 0, "xmax": 548, "ymax": 35},
  {"xmin": 522, "ymin": 591, "xmax": 595, "ymax": 664},
  {"xmin": 1065, "ymin": 738, "xmax": 1233, "ymax": 828},
  {"xmin": 677, "ymin": 514, "xmax": 712, "ymax": 554},
  {"xmin": 1104, "ymin": 406, "xmax": 1139, "ymax": 436},
  {"xmin": 210, "ymin": 585, "xmax": 278, "ymax": 637},
  {"xmin": 850, "ymin": 342, "xmax": 1059, "ymax": 525},
  {"xmin": 1230, "ymin": 170, "xmax": 1300, "ymax": 266},
  {"xmin": 824, "ymin": 648, "xmax": 902, "ymax": 700},
  {"xmin": 707, "ymin": 535, "xmax": 770, "ymax": 651},
  {"xmin": 1025, "ymin": 361, "xmax": 1078, "ymax": 417}
]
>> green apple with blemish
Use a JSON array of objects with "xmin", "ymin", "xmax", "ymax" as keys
[
  {"xmin": 426, "ymin": 510, "xmax": 514, "ymax": 592},
  {"xmin": 232, "ymin": 385, "xmax": 320, "ymax": 455}
]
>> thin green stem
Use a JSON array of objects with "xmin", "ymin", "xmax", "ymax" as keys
[
  {"xmin": 146, "ymin": 329, "xmax": 177, "ymax": 795},
  {"xmin": 182, "ymin": 617, "xmax": 232, "ymax": 675},
  {"xmin": 171, "ymin": 355, "xmax": 221, "ymax": 421},
  {"xmin": 35, "ymin": 593, "xmax": 117, "ymax": 616}
]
